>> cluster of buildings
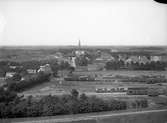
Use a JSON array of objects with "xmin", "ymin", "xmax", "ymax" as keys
[
  {"xmin": 96, "ymin": 52, "xmax": 166, "ymax": 64},
  {"xmin": 70, "ymin": 41, "xmax": 167, "ymax": 72},
  {"xmin": 5, "ymin": 64, "xmax": 53, "ymax": 80},
  {"xmin": 3, "ymin": 41, "xmax": 167, "ymax": 81}
]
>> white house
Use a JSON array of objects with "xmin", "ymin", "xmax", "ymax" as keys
[
  {"xmin": 38, "ymin": 64, "xmax": 52, "ymax": 74},
  {"xmin": 68, "ymin": 57, "xmax": 77, "ymax": 68},
  {"xmin": 27, "ymin": 69, "xmax": 37, "ymax": 74},
  {"xmin": 5, "ymin": 72, "xmax": 16, "ymax": 79},
  {"xmin": 150, "ymin": 56, "xmax": 161, "ymax": 62}
]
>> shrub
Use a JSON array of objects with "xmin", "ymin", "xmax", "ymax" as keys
[{"xmin": 131, "ymin": 99, "xmax": 148, "ymax": 109}]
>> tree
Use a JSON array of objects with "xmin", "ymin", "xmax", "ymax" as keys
[
  {"xmin": 12, "ymin": 73, "xmax": 22, "ymax": 81},
  {"xmin": 80, "ymin": 93, "xmax": 88, "ymax": 101},
  {"xmin": 71, "ymin": 89, "xmax": 79, "ymax": 99}
]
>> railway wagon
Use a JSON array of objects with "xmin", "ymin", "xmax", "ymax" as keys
[{"xmin": 127, "ymin": 87, "xmax": 148, "ymax": 95}]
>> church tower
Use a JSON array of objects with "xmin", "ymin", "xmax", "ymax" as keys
[{"xmin": 78, "ymin": 39, "xmax": 81, "ymax": 51}]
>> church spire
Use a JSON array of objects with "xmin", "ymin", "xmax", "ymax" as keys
[{"xmin": 78, "ymin": 39, "xmax": 81, "ymax": 51}]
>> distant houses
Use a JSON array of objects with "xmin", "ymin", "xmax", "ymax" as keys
[
  {"xmin": 124, "ymin": 55, "xmax": 150, "ymax": 65},
  {"xmin": 125, "ymin": 56, "xmax": 139, "ymax": 64},
  {"xmin": 138, "ymin": 56, "xmax": 150, "ymax": 64},
  {"xmin": 27, "ymin": 69, "xmax": 37, "ymax": 74},
  {"xmin": 37, "ymin": 64, "xmax": 52, "ymax": 74},
  {"xmin": 5, "ymin": 72, "xmax": 16, "ymax": 79},
  {"xmin": 150, "ymin": 56, "xmax": 161, "ymax": 62}
]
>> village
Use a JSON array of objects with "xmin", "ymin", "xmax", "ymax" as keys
[
  {"xmin": 0, "ymin": 45, "xmax": 167, "ymax": 120},
  {"xmin": 0, "ymin": 42, "xmax": 167, "ymax": 97}
]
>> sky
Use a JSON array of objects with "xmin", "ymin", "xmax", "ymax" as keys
[{"xmin": 0, "ymin": 0, "xmax": 167, "ymax": 46}]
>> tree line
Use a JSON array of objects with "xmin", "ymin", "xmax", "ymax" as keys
[
  {"xmin": 5, "ymin": 72, "xmax": 51, "ymax": 92},
  {"xmin": 0, "ymin": 88, "xmax": 149, "ymax": 118}
]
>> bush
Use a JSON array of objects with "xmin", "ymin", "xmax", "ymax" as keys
[{"xmin": 131, "ymin": 99, "xmax": 148, "ymax": 108}]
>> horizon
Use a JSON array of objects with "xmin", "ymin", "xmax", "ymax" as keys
[{"xmin": 0, "ymin": 44, "xmax": 167, "ymax": 48}]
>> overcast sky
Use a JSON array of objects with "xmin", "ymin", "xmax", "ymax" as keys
[{"xmin": 0, "ymin": 0, "xmax": 167, "ymax": 46}]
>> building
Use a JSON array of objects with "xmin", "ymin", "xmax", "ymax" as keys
[
  {"xmin": 139, "ymin": 56, "xmax": 150, "ymax": 64},
  {"xmin": 54, "ymin": 52, "xmax": 63, "ymax": 58},
  {"xmin": 5, "ymin": 72, "xmax": 16, "ymax": 79},
  {"xmin": 150, "ymin": 56, "xmax": 161, "ymax": 62},
  {"xmin": 101, "ymin": 52, "xmax": 115, "ymax": 61},
  {"xmin": 118, "ymin": 54, "xmax": 128, "ymax": 61},
  {"xmin": 9, "ymin": 66, "xmax": 17, "ymax": 69},
  {"xmin": 125, "ymin": 56, "xmax": 139, "ymax": 65},
  {"xmin": 38, "ymin": 64, "xmax": 52, "ymax": 74},
  {"xmin": 75, "ymin": 40, "xmax": 85, "ymax": 57},
  {"xmin": 68, "ymin": 57, "xmax": 77, "ymax": 68},
  {"xmin": 27, "ymin": 69, "xmax": 37, "ymax": 74},
  {"xmin": 95, "ymin": 55, "xmax": 114, "ymax": 64},
  {"xmin": 75, "ymin": 50, "xmax": 85, "ymax": 57}
]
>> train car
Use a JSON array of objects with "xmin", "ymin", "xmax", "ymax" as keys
[
  {"xmin": 95, "ymin": 87, "xmax": 127, "ymax": 93},
  {"xmin": 79, "ymin": 75, "xmax": 95, "ymax": 81},
  {"xmin": 64, "ymin": 74, "xmax": 95, "ymax": 81},
  {"xmin": 147, "ymin": 88, "xmax": 159, "ymax": 97},
  {"xmin": 127, "ymin": 87, "xmax": 148, "ymax": 95},
  {"xmin": 95, "ymin": 88, "xmax": 108, "ymax": 93}
]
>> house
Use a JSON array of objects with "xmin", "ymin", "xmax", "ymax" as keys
[
  {"xmin": 110, "ymin": 49, "xmax": 118, "ymax": 53},
  {"xmin": 5, "ymin": 72, "xmax": 16, "ymax": 79},
  {"xmin": 139, "ymin": 56, "xmax": 150, "ymax": 64},
  {"xmin": 95, "ymin": 54, "xmax": 115, "ymax": 64},
  {"xmin": 27, "ymin": 69, "xmax": 37, "ymax": 74},
  {"xmin": 9, "ymin": 65, "xmax": 23, "ymax": 69},
  {"xmin": 150, "ymin": 56, "xmax": 161, "ymax": 62},
  {"xmin": 9, "ymin": 66, "xmax": 17, "ymax": 69},
  {"xmin": 75, "ymin": 50, "xmax": 85, "ymax": 57},
  {"xmin": 100, "ymin": 52, "xmax": 115, "ymax": 61},
  {"xmin": 125, "ymin": 56, "xmax": 139, "ymax": 65},
  {"xmin": 55, "ymin": 52, "xmax": 63, "ymax": 58},
  {"xmin": 118, "ymin": 54, "xmax": 128, "ymax": 61},
  {"xmin": 68, "ymin": 57, "xmax": 77, "ymax": 68},
  {"xmin": 38, "ymin": 64, "xmax": 52, "ymax": 74}
]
